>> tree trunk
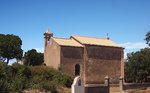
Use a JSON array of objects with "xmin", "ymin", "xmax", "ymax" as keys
[{"xmin": 7, "ymin": 58, "xmax": 9, "ymax": 64}]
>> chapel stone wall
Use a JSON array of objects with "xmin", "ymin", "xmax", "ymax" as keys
[
  {"xmin": 44, "ymin": 39, "xmax": 61, "ymax": 69},
  {"xmin": 60, "ymin": 46, "xmax": 84, "ymax": 78},
  {"xmin": 84, "ymin": 45, "xmax": 122, "ymax": 84}
]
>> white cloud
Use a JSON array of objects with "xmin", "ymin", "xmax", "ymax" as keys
[
  {"xmin": 120, "ymin": 42, "xmax": 148, "ymax": 59},
  {"xmin": 120, "ymin": 42, "xmax": 148, "ymax": 49},
  {"xmin": 35, "ymin": 48, "xmax": 44, "ymax": 53},
  {"xmin": 124, "ymin": 52, "xmax": 128, "ymax": 59}
]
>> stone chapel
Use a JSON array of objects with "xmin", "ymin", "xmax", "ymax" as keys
[{"xmin": 44, "ymin": 29, "xmax": 124, "ymax": 84}]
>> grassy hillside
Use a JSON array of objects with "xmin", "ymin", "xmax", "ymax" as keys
[{"xmin": 0, "ymin": 62, "xmax": 74, "ymax": 93}]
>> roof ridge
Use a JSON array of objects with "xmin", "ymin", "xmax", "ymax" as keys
[
  {"xmin": 53, "ymin": 37, "xmax": 70, "ymax": 40},
  {"xmin": 70, "ymin": 35, "xmax": 122, "ymax": 48},
  {"xmin": 52, "ymin": 37, "xmax": 83, "ymax": 47},
  {"xmin": 71, "ymin": 35, "xmax": 106, "ymax": 40}
]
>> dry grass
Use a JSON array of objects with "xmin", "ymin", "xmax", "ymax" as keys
[
  {"xmin": 57, "ymin": 85, "xmax": 71, "ymax": 93},
  {"xmin": 110, "ymin": 87, "xmax": 123, "ymax": 93},
  {"xmin": 23, "ymin": 89, "xmax": 49, "ymax": 93},
  {"xmin": 23, "ymin": 85, "xmax": 71, "ymax": 93},
  {"xmin": 125, "ymin": 87, "xmax": 150, "ymax": 93},
  {"xmin": 23, "ymin": 86, "xmax": 150, "ymax": 93},
  {"xmin": 110, "ymin": 87, "xmax": 150, "ymax": 93}
]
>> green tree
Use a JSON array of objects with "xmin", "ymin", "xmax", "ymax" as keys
[
  {"xmin": 125, "ymin": 48, "xmax": 150, "ymax": 83},
  {"xmin": 0, "ymin": 56, "xmax": 5, "ymax": 62},
  {"xmin": 0, "ymin": 34, "xmax": 23, "ymax": 64},
  {"xmin": 24, "ymin": 49, "xmax": 44, "ymax": 66},
  {"xmin": 145, "ymin": 31, "xmax": 150, "ymax": 46}
]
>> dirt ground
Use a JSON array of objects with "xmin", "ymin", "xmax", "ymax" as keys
[
  {"xmin": 125, "ymin": 87, "xmax": 150, "ymax": 93},
  {"xmin": 110, "ymin": 87, "xmax": 150, "ymax": 93},
  {"xmin": 23, "ymin": 87, "xmax": 150, "ymax": 93},
  {"xmin": 23, "ymin": 86, "xmax": 71, "ymax": 93}
]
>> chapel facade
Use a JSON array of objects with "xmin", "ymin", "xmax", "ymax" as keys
[{"xmin": 44, "ymin": 29, "xmax": 124, "ymax": 84}]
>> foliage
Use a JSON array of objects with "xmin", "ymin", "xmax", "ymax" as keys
[
  {"xmin": 145, "ymin": 31, "xmax": 150, "ymax": 46},
  {"xmin": 0, "ymin": 56, "xmax": 5, "ymax": 62},
  {"xmin": 125, "ymin": 48, "xmax": 150, "ymax": 83},
  {"xmin": 24, "ymin": 49, "xmax": 44, "ymax": 66},
  {"xmin": 0, "ymin": 34, "xmax": 23, "ymax": 64},
  {"xmin": 30, "ymin": 66, "xmax": 74, "ymax": 88},
  {"xmin": 58, "ymin": 65, "xmax": 62, "ymax": 71},
  {"xmin": 0, "ymin": 62, "xmax": 11, "ymax": 92},
  {"xmin": 0, "ymin": 63, "xmax": 74, "ymax": 93}
]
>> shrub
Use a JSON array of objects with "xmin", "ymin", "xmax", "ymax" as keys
[
  {"xmin": 53, "ymin": 71, "xmax": 74, "ymax": 88},
  {"xmin": 30, "ymin": 66, "xmax": 55, "ymax": 81},
  {"xmin": 10, "ymin": 78, "xmax": 24, "ymax": 92},
  {"xmin": 0, "ymin": 63, "xmax": 74, "ymax": 92},
  {"xmin": 62, "ymin": 74, "xmax": 74, "ymax": 88},
  {"xmin": 0, "ymin": 62, "xmax": 11, "ymax": 93},
  {"xmin": 0, "ymin": 79, "xmax": 10, "ymax": 93},
  {"xmin": 0, "ymin": 62, "xmax": 8, "ymax": 78},
  {"xmin": 41, "ymin": 81, "xmax": 57, "ymax": 93}
]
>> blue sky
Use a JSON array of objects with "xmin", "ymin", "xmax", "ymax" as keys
[{"xmin": 0, "ymin": 0, "xmax": 150, "ymax": 64}]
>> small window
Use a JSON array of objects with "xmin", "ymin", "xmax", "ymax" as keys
[
  {"xmin": 75, "ymin": 64, "xmax": 80, "ymax": 76},
  {"xmin": 47, "ymin": 36, "xmax": 50, "ymax": 41}
]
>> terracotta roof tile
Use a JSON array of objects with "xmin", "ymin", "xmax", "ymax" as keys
[
  {"xmin": 52, "ymin": 37, "xmax": 83, "ymax": 47},
  {"xmin": 71, "ymin": 35, "xmax": 122, "ymax": 48}
]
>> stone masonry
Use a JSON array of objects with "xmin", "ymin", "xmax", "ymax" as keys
[{"xmin": 44, "ymin": 29, "xmax": 124, "ymax": 84}]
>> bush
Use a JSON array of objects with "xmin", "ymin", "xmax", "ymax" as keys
[
  {"xmin": 0, "ymin": 63, "xmax": 74, "ymax": 93},
  {"xmin": 41, "ymin": 81, "xmax": 57, "ymax": 93},
  {"xmin": 62, "ymin": 74, "xmax": 74, "ymax": 88},
  {"xmin": 0, "ymin": 79, "xmax": 10, "ymax": 93},
  {"xmin": 30, "ymin": 66, "xmax": 56, "ymax": 81},
  {"xmin": 53, "ymin": 72, "xmax": 74, "ymax": 88},
  {"xmin": 0, "ymin": 62, "xmax": 11, "ymax": 93},
  {"xmin": 0, "ymin": 62, "xmax": 8, "ymax": 78},
  {"xmin": 11, "ymin": 78, "xmax": 24, "ymax": 92}
]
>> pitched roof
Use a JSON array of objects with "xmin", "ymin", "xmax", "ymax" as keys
[
  {"xmin": 52, "ymin": 37, "xmax": 83, "ymax": 47},
  {"xmin": 71, "ymin": 35, "xmax": 122, "ymax": 48}
]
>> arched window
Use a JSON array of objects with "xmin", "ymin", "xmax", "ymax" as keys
[{"xmin": 75, "ymin": 64, "xmax": 80, "ymax": 76}]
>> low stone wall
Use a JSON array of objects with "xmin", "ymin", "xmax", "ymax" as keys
[
  {"xmin": 123, "ymin": 83, "xmax": 150, "ymax": 90},
  {"xmin": 84, "ymin": 76, "xmax": 110, "ymax": 93},
  {"xmin": 72, "ymin": 76, "xmax": 110, "ymax": 93},
  {"xmin": 85, "ymin": 84, "xmax": 109, "ymax": 93}
]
